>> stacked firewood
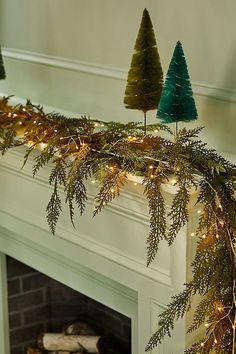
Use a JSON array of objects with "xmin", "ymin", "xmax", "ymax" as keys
[{"xmin": 27, "ymin": 322, "xmax": 108, "ymax": 354}]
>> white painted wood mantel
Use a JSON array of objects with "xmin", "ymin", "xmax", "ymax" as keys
[{"xmin": 0, "ymin": 139, "xmax": 198, "ymax": 354}]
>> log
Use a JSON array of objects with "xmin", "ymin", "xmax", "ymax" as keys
[
  {"xmin": 63, "ymin": 321, "xmax": 96, "ymax": 336},
  {"xmin": 38, "ymin": 333, "xmax": 105, "ymax": 353}
]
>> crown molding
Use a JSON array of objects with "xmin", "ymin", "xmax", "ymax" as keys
[{"xmin": 3, "ymin": 47, "xmax": 236, "ymax": 103}]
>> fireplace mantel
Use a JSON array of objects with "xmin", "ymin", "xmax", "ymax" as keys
[{"xmin": 0, "ymin": 145, "xmax": 193, "ymax": 354}]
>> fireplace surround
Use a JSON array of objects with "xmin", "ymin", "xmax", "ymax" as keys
[{"xmin": 0, "ymin": 144, "xmax": 192, "ymax": 354}]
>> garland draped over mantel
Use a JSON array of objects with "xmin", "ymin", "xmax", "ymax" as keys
[{"xmin": 0, "ymin": 96, "xmax": 235, "ymax": 353}]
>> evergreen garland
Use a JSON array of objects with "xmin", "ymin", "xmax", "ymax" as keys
[
  {"xmin": 0, "ymin": 96, "xmax": 235, "ymax": 353},
  {"xmin": 157, "ymin": 41, "xmax": 197, "ymax": 124}
]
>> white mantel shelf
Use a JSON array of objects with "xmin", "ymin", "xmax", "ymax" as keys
[{"xmin": 0, "ymin": 146, "xmax": 194, "ymax": 354}]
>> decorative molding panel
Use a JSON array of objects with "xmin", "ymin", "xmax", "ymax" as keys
[
  {"xmin": 3, "ymin": 47, "xmax": 236, "ymax": 103},
  {"xmin": 0, "ymin": 147, "xmax": 172, "ymax": 287}
]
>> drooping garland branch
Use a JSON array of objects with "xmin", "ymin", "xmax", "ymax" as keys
[{"xmin": 0, "ymin": 96, "xmax": 235, "ymax": 353}]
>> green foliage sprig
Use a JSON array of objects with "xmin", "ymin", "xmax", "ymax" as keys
[{"xmin": 0, "ymin": 96, "xmax": 235, "ymax": 353}]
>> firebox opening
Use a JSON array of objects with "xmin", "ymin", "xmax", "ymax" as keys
[{"xmin": 6, "ymin": 256, "xmax": 131, "ymax": 354}]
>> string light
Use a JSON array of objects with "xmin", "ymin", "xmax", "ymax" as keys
[
  {"xmin": 22, "ymin": 107, "xmax": 26, "ymax": 112},
  {"xmin": 13, "ymin": 113, "xmax": 17, "ymax": 117},
  {"xmin": 149, "ymin": 165, "xmax": 153, "ymax": 169},
  {"xmin": 75, "ymin": 145, "xmax": 79, "ymax": 150},
  {"xmin": 214, "ymin": 338, "xmax": 218, "ymax": 344},
  {"xmin": 40, "ymin": 143, "xmax": 47, "ymax": 150},
  {"xmin": 54, "ymin": 129, "xmax": 57, "ymax": 133},
  {"xmin": 91, "ymin": 180, "xmax": 96, "ymax": 184},
  {"xmin": 201, "ymin": 342, "xmax": 204, "ymax": 347},
  {"xmin": 150, "ymin": 174, "xmax": 154, "ymax": 179},
  {"xmin": 216, "ymin": 234, "xmax": 219, "ymax": 239},
  {"xmin": 190, "ymin": 232, "xmax": 195, "ymax": 237},
  {"xmin": 8, "ymin": 112, "xmax": 12, "ymax": 117},
  {"xmin": 197, "ymin": 209, "xmax": 202, "ymax": 214},
  {"xmin": 18, "ymin": 121, "xmax": 22, "ymax": 125},
  {"xmin": 140, "ymin": 139, "xmax": 144, "ymax": 143},
  {"xmin": 202, "ymin": 234, "xmax": 206, "ymax": 239},
  {"xmin": 33, "ymin": 120, "xmax": 37, "ymax": 124},
  {"xmin": 170, "ymin": 178, "xmax": 177, "ymax": 185},
  {"xmin": 133, "ymin": 182, "xmax": 137, "ymax": 186}
]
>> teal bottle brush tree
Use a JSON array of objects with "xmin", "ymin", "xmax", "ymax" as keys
[
  {"xmin": 0, "ymin": 46, "xmax": 6, "ymax": 80},
  {"xmin": 157, "ymin": 41, "xmax": 197, "ymax": 137},
  {"xmin": 124, "ymin": 8, "xmax": 163, "ymax": 134}
]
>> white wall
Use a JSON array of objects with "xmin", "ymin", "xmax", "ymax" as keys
[{"xmin": 0, "ymin": 0, "xmax": 236, "ymax": 154}]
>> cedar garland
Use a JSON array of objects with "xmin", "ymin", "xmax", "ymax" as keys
[{"xmin": 0, "ymin": 96, "xmax": 235, "ymax": 353}]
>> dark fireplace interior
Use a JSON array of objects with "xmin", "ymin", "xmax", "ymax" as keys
[{"xmin": 6, "ymin": 256, "xmax": 131, "ymax": 354}]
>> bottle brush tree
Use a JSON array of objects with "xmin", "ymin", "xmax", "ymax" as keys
[
  {"xmin": 124, "ymin": 8, "xmax": 163, "ymax": 134},
  {"xmin": 0, "ymin": 46, "xmax": 6, "ymax": 80},
  {"xmin": 157, "ymin": 41, "xmax": 197, "ymax": 136}
]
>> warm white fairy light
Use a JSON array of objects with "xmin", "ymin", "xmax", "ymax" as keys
[
  {"xmin": 202, "ymin": 234, "xmax": 206, "ymax": 239},
  {"xmin": 170, "ymin": 178, "xmax": 177, "ymax": 185},
  {"xmin": 58, "ymin": 154, "xmax": 62, "ymax": 158},
  {"xmin": 18, "ymin": 121, "xmax": 22, "ymax": 125},
  {"xmin": 33, "ymin": 120, "xmax": 37, "ymax": 124},
  {"xmin": 190, "ymin": 232, "xmax": 195, "ymax": 237},
  {"xmin": 7, "ymin": 112, "xmax": 12, "ymax": 117},
  {"xmin": 149, "ymin": 165, "xmax": 153, "ymax": 169},
  {"xmin": 91, "ymin": 180, "xmax": 96, "ymax": 184},
  {"xmin": 22, "ymin": 107, "xmax": 26, "ymax": 112},
  {"xmin": 75, "ymin": 145, "xmax": 79, "ymax": 150},
  {"xmin": 111, "ymin": 188, "xmax": 114, "ymax": 193},
  {"xmin": 13, "ymin": 113, "xmax": 17, "ymax": 117},
  {"xmin": 150, "ymin": 174, "xmax": 154, "ymax": 179},
  {"xmin": 201, "ymin": 342, "xmax": 204, "ymax": 347},
  {"xmin": 59, "ymin": 137, "xmax": 64, "ymax": 140},
  {"xmin": 134, "ymin": 182, "xmax": 138, "ymax": 186},
  {"xmin": 140, "ymin": 139, "xmax": 144, "ymax": 143},
  {"xmin": 214, "ymin": 338, "xmax": 218, "ymax": 344},
  {"xmin": 197, "ymin": 209, "xmax": 202, "ymax": 214},
  {"xmin": 54, "ymin": 129, "xmax": 57, "ymax": 132},
  {"xmin": 216, "ymin": 234, "xmax": 219, "ymax": 239},
  {"xmin": 40, "ymin": 143, "xmax": 47, "ymax": 150},
  {"xmin": 100, "ymin": 123, "xmax": 104, "ymax": 127}
]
